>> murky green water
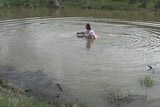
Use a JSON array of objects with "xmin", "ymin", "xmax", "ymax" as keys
[{"xmin": 0, "ymin": 8, "xmax": 160, "ymax": 107}]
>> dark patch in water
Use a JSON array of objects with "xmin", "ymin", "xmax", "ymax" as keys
[{"xmin": 0, "ymin": 65, "xmax": 78, "ymax": 103}]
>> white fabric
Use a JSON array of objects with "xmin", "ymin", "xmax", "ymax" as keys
[{"xmin": 85, "ymin": 29, "xmax": 97, "ymax": 39}]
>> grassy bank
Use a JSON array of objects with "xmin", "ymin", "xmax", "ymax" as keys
[
  {"xmin": 64, "ymin": 0, "xmax": 160, "ymax": 11},
  {"xmin": 0, "ymin": 86, "xmax": 84, "ymax": 107},
  {"xmin": 0, "ymin": 0, "xmax": 60, "ymax": 8},
  {"xmin": 0, "ymin": 0, "xmax": 160, "ymax": 11}
]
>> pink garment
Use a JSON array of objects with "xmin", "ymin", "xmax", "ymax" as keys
[{"xmin": 85, "ymin": 29, "xmax": 97, "ymax": 39}]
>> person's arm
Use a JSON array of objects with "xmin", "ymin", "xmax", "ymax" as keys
[{"xmin": 77, "ymin": 32, "xmax": 85, "ymax": 34}]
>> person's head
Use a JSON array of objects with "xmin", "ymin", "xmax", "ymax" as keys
[{"xmin": 86, "ymin": 23, "xmax": 91, "ymax": 30}]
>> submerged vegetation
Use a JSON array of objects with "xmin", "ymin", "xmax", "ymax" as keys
[
  {"xmin": 139, "ymin": 76, "xmax": 157, "ymax": 88},
  {"xmin": 0, "ymin": 0, "xmax": 160, "ymax": 11},
  {"xmin": 139, "ymin": 75, "xmax": 157, "ymax": 99},
  {"xmin": 104, "ymin": 87, "xmax": 147, "ymax": 105}
]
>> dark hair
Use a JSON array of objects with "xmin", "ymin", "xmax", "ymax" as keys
[{"xmin": 86, "ymin": 23, "xmax": 91, "ymax": 30}]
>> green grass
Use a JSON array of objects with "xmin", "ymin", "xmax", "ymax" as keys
[
  {"xmin": 0, "ymin": 87, "xmax": 85, "ymax": 107},
  {"xmin": 0, "ymin": 0, "xmax": 160, "ymax": 11},
  {"xmin": 0, "ymin": 0, "xmax": 54, "ymax": 8},
  {"xmin": 139, "ymin": 75, "xmax": 158, "ymax": 99},
  {"xmin": 139, "ymin": 76, "xmax": 157, "ymax": 88},
  {"xmin": 63, "ymin": 0, "xmax": 160, "ymax": 10}
]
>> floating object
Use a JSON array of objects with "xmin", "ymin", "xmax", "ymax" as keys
[
  {"xmin": 147, "ymin": 65, "xmax": 153, "ymax": 70},
  {"xmin": 56, "ymin": 83, "xmax": 63, "ymax": 92}
]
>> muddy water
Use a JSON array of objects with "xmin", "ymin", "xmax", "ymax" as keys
[{"xmin": 0, "ymin": 9, "xmax": 160, "ymax": 107}]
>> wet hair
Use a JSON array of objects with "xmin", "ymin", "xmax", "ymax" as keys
[{"xmin": 86, "ymin": 23, "xmax": 91, "ymax": 30}]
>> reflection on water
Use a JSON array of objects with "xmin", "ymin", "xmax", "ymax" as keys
[
  {"xmin": 86, "ymin": 39, "xmax": 95, "ymax": 50},
  {"xmin": 0, "ymin": 16, "xmax": 160, "ymax": 107}
]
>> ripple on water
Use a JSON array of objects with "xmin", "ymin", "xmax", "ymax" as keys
[{"xmin": 0, "ymin": 17, "xmax": 160, "ymax": 107}]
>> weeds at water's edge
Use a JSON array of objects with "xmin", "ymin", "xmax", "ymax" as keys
[
  {"xmin": 0, "ymin": 86, "xmax": 85, "ymax": 107},
  {"xmin": 139, "ymin": 75, "xmax": 158, "ymax": 99},
  {"xmin": 139, "ymin": 76, "xmax": 157, "ymax": 88}
]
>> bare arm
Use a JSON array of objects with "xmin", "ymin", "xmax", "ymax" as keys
[{"xmin": 77, "ymin": 32, "xmax": 85, "ymax": 34}]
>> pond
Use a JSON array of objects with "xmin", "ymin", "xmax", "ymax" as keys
[{"xmin": 0, "ymin": 8, "xmax": 160, "ymax": 107}]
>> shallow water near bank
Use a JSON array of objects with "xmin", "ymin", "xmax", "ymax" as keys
[{"xmin": 0, "ymin": 8, "xmax": 160, "ymax": 107}]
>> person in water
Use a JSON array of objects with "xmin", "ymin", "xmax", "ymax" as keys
[{"xmin": 77, "ymin": 23, "xmax": 97, "ymax": 39}]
